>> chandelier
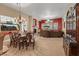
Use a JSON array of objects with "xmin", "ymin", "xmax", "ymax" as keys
[{"xmin": 17, "ymin": 3, "xmax": 22, "ymax": 22}]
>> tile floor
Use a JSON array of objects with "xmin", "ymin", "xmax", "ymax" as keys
[{"xmin": 2, "ymin": 35, "xmax": 65, "ymax": 56}]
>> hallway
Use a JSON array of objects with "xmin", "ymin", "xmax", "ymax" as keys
[{"xmin": 2, "ymin": 35, "xmax": 65, "ymax": 56}]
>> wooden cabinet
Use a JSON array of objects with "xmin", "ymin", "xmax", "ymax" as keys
[
  {"xmin": 63, "ymin": 35, "xmax": 77, "ymax": 56},
  {"xmin": 63, "ymin": 3, "xmax": 79, "ymax": 56},
  {"xmin": 40, "ymin": 30, "xmax": 63, "ymax": 37}
]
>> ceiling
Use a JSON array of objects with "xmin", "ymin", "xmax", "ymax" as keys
[{"xmin": 2, "ymin": 3, "xmax": 75, "ymax": 20}]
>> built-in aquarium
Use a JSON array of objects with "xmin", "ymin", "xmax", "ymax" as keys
[
  {"xmin": 0, "ymin": 23, "xmax": 19, "ymax": 31},
  {"xmin": 0, "ymin": 15, "xmax": 20, "ymax": 32}
]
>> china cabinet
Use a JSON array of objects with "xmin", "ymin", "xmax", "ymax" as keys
[{"xmin": 63, "ymin": 3, "xmax": 79, "ymax": 56}]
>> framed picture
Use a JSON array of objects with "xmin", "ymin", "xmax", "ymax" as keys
[{"xmin": 53, "ymin": 23, "xmax": 58, "ymax": 30}]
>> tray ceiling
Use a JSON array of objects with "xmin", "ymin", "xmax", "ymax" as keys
[{"xmin": 2, "ymin": 3, "xmax": 75, "ymax": 19}]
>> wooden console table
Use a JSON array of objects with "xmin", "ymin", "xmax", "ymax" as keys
[{"xmin": 40, "ymin": 30, "xmax": 64, "ymax": 37}]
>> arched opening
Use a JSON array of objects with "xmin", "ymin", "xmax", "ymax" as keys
[{"xmin": 2, "ymin": 34, "xmax": 10, "ymax": 54}]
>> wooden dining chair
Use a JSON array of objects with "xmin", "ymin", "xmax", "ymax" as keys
[
  {"xmin": 14, "ymin": 33, "xmax": 20, "ymax": 48},
  {"xmin": 18, "ymin": 37, "xmax": 23, "ymax": 50},
  {"xmin": 27, "ymin": 33, "xmax": 35, "ymax": 49},
  {"xmin": 23, "ymin": 36, "xmax": 28, "ymax": 50},
  {"xmin": 18, "ymin": 35, "xmax": 28, "ymax": 50}
]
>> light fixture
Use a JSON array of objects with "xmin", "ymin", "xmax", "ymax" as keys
[
  {"xmin": 17, "ymin": 3, "xmax": 22, "ymax": 31},
  {"xmin": 17, "ymin": 3, "xmax": 22, "ymax": 22}
]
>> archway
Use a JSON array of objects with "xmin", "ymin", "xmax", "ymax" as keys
[{"xmin": 3, "ymin": 34, "xmax": 10, "ymax": 48}]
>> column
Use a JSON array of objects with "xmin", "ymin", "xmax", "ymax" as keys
[{"xmin": 27, "ymin": 16, "xmax": 33, "ymax": 32}]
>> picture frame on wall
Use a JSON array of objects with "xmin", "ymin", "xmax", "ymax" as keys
[{"xmin": 53, "ymin": 23, "xmax": 58, "ymax": 30}]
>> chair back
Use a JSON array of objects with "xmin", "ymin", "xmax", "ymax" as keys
[{"xmin": 27, "ymin": 32, "xmax": 35, "ymax": 43}]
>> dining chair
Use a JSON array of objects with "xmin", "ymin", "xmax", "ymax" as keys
[{"xmin": 27, "ymin": 32, "xmax": 35, "ymax": 49}]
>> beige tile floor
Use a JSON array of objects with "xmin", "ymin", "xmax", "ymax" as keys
[{"xmin": 2, "ymin": 35, "xmax": 65, "ymax": 56}]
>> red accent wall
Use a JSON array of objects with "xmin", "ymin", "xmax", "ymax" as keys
[
  {"xmin": 39, "ymin": 20, "xmax": 46, "ymax": 30},
  {"xmin": 53, "ymin": 18, "xmax": 62, "ymax": 31},
  {"xmin": 39, "ymin": 18, "xmax": 62, "ymax": 31}
]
